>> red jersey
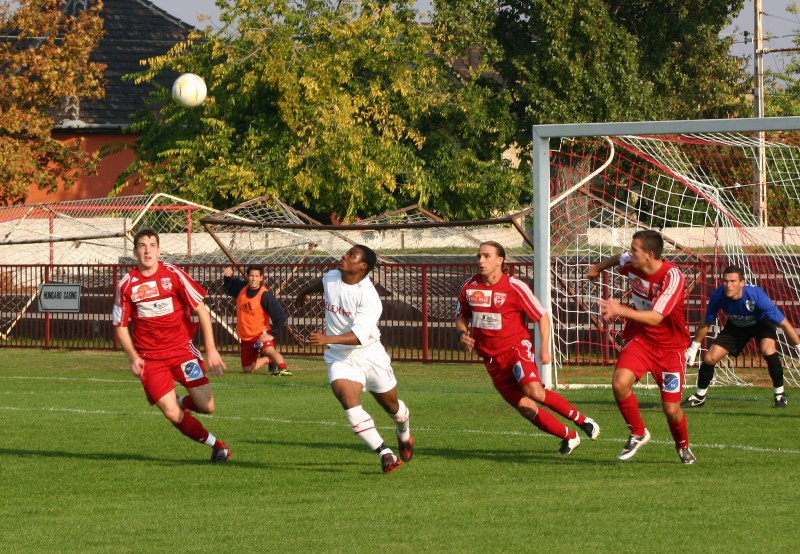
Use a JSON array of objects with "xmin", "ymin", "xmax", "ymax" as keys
[
  {"xmin": 112, "ymin": 262, "xmax": 206, "ymax": 359},
  {"xmin": 456, "ymin": 273, "xmax": 546, "ymax": 358},
  {"xmin": 618, "ymin": 253, "xmax": 688, "ymax": 351}
]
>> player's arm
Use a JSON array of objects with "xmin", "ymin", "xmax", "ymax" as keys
[
  {"xmin": 309, "ymin": 330, "xmax": 361, "ymax": 346},
  {"xmin": 115, "ymin": 325, "xmax": 144, "ymax": 377},
  {"xmin": 193, "ymin": 301, "xmax": 226, "ymax": 376},
  {"xmin": 778, "ymin": 318, "xmax": 800, "ymax": 351},
  {"xmin": 586, "ymin": 253, "xmax": 621, "ymax": 280},
  {"xmin": 685, "ymin": 320, "xmax": 712, "ymax": 365},
  {"xmin": 537, "ymin": 312, "xmax": 552, "ymax": 364},
  {"xmin": 294, "ymin": 276, "xmax": 323, "ymax": 307},
  {"xmin": 597, "ymin": 297, "xmax": 665, "ymax": 325},
  {"xmin": 455, "ymin": 315, "xmax": 475, "ymax": 352},
  {"xmin": 261, "ymin": 292, "xmax": 287, "ymax": 338},
  {"xmin": 222, "ymin": 268, "xmax": 246, "ymax": 297}
]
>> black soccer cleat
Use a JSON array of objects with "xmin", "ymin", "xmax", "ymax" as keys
[
  {"xmin": 618, "ymin": 429, "xmax": 651, "ymax": 461},
  {"xmin": 578, "ymin": 417, "xmax": 601, "ymax": 440},
  {"xmin": 678, "ymin": 447, "xmax": 697, "ymax": 465},
  {"xmin": 211, "ymin": 444, "xmax": 232, "ymax": 463},
  {"xmin": 558, "ymin": 435, "xmax": 581, "ymax": 455},
  {"xmin": 681, "ymin": 394, "xmax": 706, "ymax": 408},
  {"xmin": 774, "ymin": 394, "xmax": 788, "ymax": 409}
]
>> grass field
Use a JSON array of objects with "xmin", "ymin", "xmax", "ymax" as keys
[{"xmin": 2, "ymin": 349, "xmax": 799, "ymax": 552}]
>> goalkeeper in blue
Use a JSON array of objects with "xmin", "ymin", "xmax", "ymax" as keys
[{"xmin": 682, "ymin": 265, "xmax": 800, "ymax": 409}]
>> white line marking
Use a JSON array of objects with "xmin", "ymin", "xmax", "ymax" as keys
[{"xmin": 1, "ymin": 404, "xmax": 798, "ymax": 455}]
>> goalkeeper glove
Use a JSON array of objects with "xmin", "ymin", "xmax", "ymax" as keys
[{"xmin": 686, "ymin": 341, "xmax": 701, "ymax": 365}]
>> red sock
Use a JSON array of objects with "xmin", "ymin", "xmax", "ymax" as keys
[
  {"xmin": 543, "ymin": 389, "xmax": 585, "ymax": 424},
  {"xmin": 173, "ymin": 412, "xmax": 210, "ymax": 444},
  {"xmin": 616, "ymin": 393, "xmax": 646, "ymax": 436},
  {"xmin": 531, "ymin": 408, "xmax": 575, "ymax": 439},
  {"xmin": 178, "ymin": 395, "xmax": 197, "ymax": 412},
  {"xmin": 278, "ymin": 363, "xmax": 288, "ymax": 370},
  {"xmin": 668, "ymin": 414, "xmax": 689, "ymax": 450}
]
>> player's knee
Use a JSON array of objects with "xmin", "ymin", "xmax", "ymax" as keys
[
  {"xmin": 516, "ymin": 397, "xmax": 539, "ymax": 420},
  {"xmin": 163, "ymin": 406, "xmax": 183, "ymax": 424},
  {"xmin": 662, "ymin": 402, "xmax": 682, "ymax": 420},
  {"xmin": 242, "ymin": 363, "xmax": 256, "ymax": 373},
  {"xmin": 200, "ymin": 398, "xmax": 216, "ymax": 415},
  {"xmin": 522, "ymin": 383, "xmax": 545, "ymax": 403}
]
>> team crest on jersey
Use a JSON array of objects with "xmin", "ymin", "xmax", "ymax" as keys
[
  {"xmin": 746, "ymin": 300, "xmax": 755, "ymax": 312},
  {"xmin": 662, "ymin": 372, "xmax": 681, "ymax": 393},
  {"xmin": 630, "ymin": 277, "xmax": 649, "ymax": 297},
  {"xmin": 466, "ymin": 289, "xmax": 491, "ymax": 307},
  {"xmin": 181, "ymin": 359, "xmax": 204, "ymax": 381},
  {"xmin": 493, "ymin": 292, "xmax": 507, "ymax": 307},
  {"xmin": 130, "ymin": 281, "xmax": 159, "ymax": 302},
  {"xmin": 160, "ymin": 277, "xmax": 173, "ymax": 292}
]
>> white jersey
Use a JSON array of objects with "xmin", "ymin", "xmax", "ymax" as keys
[{"xmin": 322, "ymin": 269, "xmax": 382, "ymax": 352}]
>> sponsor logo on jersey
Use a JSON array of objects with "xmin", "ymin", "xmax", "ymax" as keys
[
  {"xmin": 136, "ymin": 297, "xmax": 174, "ymax": 318},
  {"xmin": 493, "ymin": 292, "xmax": 507, "ymax": 307},
  {"xmin": 630, "ymin": 276, "xmax": 649, "ymax": 297},
  {"xmin": 662, "ymin": 372, "xmax": 681, "ymax": 393},
  {"xmin": 131, "ymin": 281, "xmax": 159, "ymax": 302},
  {"xmin": 745, "ymin": 300, "xmax": 755, "ymax": 312},
  {"xmin": 160, "ymin": 277, "xmax": 173, "ymax": 292},
  {"xmin": 181, "ymin": 359, "xmax": 204, "ymax": 381},
  {"xmin": 466, "ymin": 289, "xmax": 491, "ymax": 307}
]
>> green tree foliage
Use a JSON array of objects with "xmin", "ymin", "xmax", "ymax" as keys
[
  {"xmin": 119, "ymin": 0, "xmax": 522, "ymax": 220},
  {"xmin": 0, "ymin": 0, "xmax": 104, "ymax": 205}
]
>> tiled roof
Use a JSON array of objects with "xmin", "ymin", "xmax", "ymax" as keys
[{"xmin": 57, "ymin": 0, "xmax": 192, "ymax": 129}]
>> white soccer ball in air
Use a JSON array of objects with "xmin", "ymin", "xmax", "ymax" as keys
[{"xmin": 171, "ymin": 73, "xmax": 207, "ymax": 108}]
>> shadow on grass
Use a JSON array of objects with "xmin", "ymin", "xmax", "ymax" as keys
[{"xmin": 244, "ymin": 437, "xmax": 618, "ymax": 466}]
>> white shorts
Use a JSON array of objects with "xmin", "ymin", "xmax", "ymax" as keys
[{"xmin": 324, "ymin": 342, "xmax": 397, "ymax": 394}]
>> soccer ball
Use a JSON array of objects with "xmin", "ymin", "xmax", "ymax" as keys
[{"xmin": 171, "ymin": 73, "xmax": 207, "ymax": 108}]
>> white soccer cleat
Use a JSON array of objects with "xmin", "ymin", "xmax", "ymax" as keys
[
  {"xmin": 558, "ymin": 435, "xmax": 581, "ymax": 455},
  {"xmin": 618, "ymin": 429, "xmax": 651, "ymax": 461},
  {"xmin": 579, "ymin": 417, "xmax": 601, "ymax": 440}
]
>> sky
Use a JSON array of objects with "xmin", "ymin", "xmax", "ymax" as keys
[{"xmin": 150, "ymin": 0, "xmax": 800, "ymax": 74}]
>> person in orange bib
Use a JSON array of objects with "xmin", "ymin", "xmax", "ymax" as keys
[{"xmin": 223, "ymin": 265, "xmax": 290, "ymax": 376}]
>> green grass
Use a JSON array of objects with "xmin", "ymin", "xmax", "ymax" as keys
[{"xmin": 1, "ymin": 349, "xmax": 799, "ymax": 552}]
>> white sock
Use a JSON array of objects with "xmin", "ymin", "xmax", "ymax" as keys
[
  {"xmin": 392, "ymin": 399, "xmax": 411, "ymax": 442},
  {"xmin": 204, "ymin": 433, "xmax": 216, "ymax": 447},
  {"xmin": 696, "ymin": 388, "xmax": 708, "ymax": 397},
  {"xmin": 774, "ymin": 386, "xmax": 785, "ymax": 396},
  {"xmin": 345, "ymin": 406, "xmax": 385, "ymax": 451}
]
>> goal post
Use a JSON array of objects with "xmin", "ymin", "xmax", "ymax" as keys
[{"xmin": 532, "ymin": 116, "xmax": 800, "ymax": 389}]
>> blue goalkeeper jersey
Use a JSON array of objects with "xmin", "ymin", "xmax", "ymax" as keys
[{"xmin": 704, "ymin": 284, "xmax": 785, "ymax": 328}]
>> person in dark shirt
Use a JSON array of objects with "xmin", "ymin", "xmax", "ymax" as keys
[{"xmin": 223, "ymin": 265, "xmax": 291, "ymax": 376}]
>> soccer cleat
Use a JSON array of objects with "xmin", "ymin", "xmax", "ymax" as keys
[
  {"xmin": 680, "ymin": 394, "xmax": 706, "ymax": 408},
  {"xmin": 579, "ymin": 417, "xmax": 601, "ymax": 440},
  {"xmin": 211, "ymin": 443, "xmax": 232, "ymax": 463},
  {"xmin": 678, "ymin": 447, "xmax": 697, "ymax": 465},
  {"xmin": 397, "ymin": 434, "xmax": 414, "ymax": 462},
  {"xmin": 618, "ymin": 428, "xmax": 652, "ymax": 461},
  {"xmin": 774, "ymin": 394, "xmax": 788, "ymax": 408},
  {"xmin": 558, "ymin": 434, "xmax": 581, "ymax": 455},
  {"xmin": 381, "ymin": 452, "xmax": 403, "ymax": 474},
  {"xmin": 271, "ymin": 369, "xmax": 293, "ymax": 377}
]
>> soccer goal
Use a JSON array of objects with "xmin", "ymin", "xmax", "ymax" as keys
[
  {"xmin": 532, "ymin": 116, "xmax": 800, "ymax": 389},
  {"xmin": 200, "ymin": 198, "xmax": 535, "ymax": 352}
]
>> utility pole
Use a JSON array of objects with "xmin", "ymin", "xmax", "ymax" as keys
[{"xmin": 754, "ymin": 0, "xmax": 768, "ymax": 226}]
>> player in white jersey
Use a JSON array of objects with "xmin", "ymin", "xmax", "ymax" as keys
[{"xmin": 295, "ymin": 245, "xmax": 413, "ymax": 474}]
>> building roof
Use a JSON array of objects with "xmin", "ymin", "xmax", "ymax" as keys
[{"xmin": 56, "ymin": 0, "xmax": 193, "ymax": 130}]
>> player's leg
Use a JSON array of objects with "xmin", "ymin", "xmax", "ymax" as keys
[
  {"xmin": 759, "ymin": 335, "xmax": 787, "ymax": 407},
  {"xmin": 487, "ymin": 352, "xmax": 580, "ymax": 454},
  {"xmin": 154, "ymin": 388, "xmax": 229, "ymax": 460},
  {"xmin": 168, "ymin": 356, "xmax": 231, "ymax": 462},
  {"xmin": 372, "ymin": 387, "xmax": 413, "ymax": 463},
  {"xmin": 329, "ymin": 357, "xmax": 400, "ymax": 473},
  {"xmin": 239, "ymin": 339, "xmax": 261, "ymax": 373},
  {"xmin": 654, "ymin": 351, "xmax": 695, "ymax": 464},
  {"xmin": 262, "ymin": 346, "xmax": 291, "ymax": 376},
  {"xmin": 521, "ymin": 380, "xmax": 600, "ymax": 440},
  {"xmin": 682, "ymin": 333, "xmax": 734, "ymax": 407}
]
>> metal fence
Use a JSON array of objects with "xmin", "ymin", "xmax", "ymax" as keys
[{"xmin": 0, "ymin": 261, "xmax": 788, "ymax": 374}]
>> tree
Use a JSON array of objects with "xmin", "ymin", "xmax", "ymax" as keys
[
  {"xmin": 0, "ymin": 0, "xmax": 104, "ymax": 205},
  {"xmin": 119, "ymin": 0, "xmax": 522, "ymax": 220},
  {"xmin": 434, "ymin": 0, "xmax": 750, "ymax": 176}
]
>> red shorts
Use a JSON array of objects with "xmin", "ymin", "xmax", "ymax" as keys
[
  {"xmin": 239, "ymin": 335, "xmax": 274, "ymax": 367},
  {"xmin": 616, "ymin": 337, "xmax": 686, "ymax": 403},
  {"xmin": 483, "ymin": 340, "xmax": 540, "ymax": 407},
  {"xmin": 140, "ymin": 343, "xmax": 209, "ymax": 404}
]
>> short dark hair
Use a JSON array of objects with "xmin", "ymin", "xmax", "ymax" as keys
[
  {"xmin": 133, "ymin": 228, "xmax": 159, "ymax": 246},
  {"xmin": 722, "ymin": 265, "xmax": 745, "ymax": 281},
  {"xmin": 246, "ymin": 265, "xmax": 263, "ymax": 276},
  {"xmin": 355, "ymin": 244, "xmax": 377, "ymax": 273},
  {"xmin": 632, "ymin": 229, "xmax": 663, "ymax": 259}
]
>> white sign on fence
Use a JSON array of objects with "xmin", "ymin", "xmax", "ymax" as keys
[{"xmin": 38, "ymin": 284, "xmax": 81, "ymax": 313}]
